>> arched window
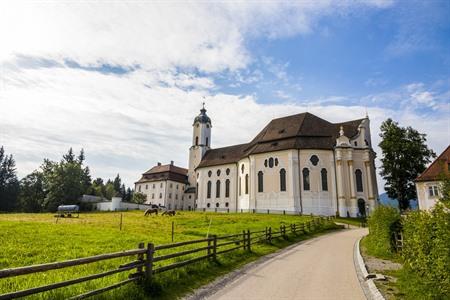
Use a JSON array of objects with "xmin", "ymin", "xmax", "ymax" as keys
[
  {"xmin": 258, "ymin": 171, "xmax": 264, "ymax": 193},
  {"xmin": 302, "ymin": 168, "xmax": 310, "ymax": 191},
  {"xmin": 206, "ymin": 137, "xmax": 209, "ymax": 146},
  {"xmin": 245, "ymin": 174, "xmax": 249, "ymax": 194},
  {"xmin": 355, "ymin": 169, "xmax": 363, "ymax": 192},
  {"xmin": 225, "ymin": 179, "xmax": 230, "ymax": 198},
  {"xmin": 216, "ymin": 180, "xmax": 221, "ymax": 198},
  {"xmin": 321, "ymin": 168, "xmax": 328, "ymax": 191},
  {"xmin": 226, "ymin": 168, "xmax": 230, "ymax": 175},
  {"xmin": 207, "ymin": 181, "xmax": 211, "ymax": 198},
  {"xmin": 268, "ymin": 157, "xmax": 274, "ymax": 168},
  {"xmin": 208, "ymin": 170, "xmax": 212, "ymax": 177},
  {"xmin": 215, "ymin": 202, "xmax": 219, "ymax": 208},
  {"xmin": 225, "ymin": 202, "xmax": 229, "ymax": 207},
  {"xmin": 195, "ymin": 136, "xmax": 198, "ymax": 146},
  {"xmin": 280, "ymin": 168, "xmax": 286, "ymax": 191},
  {"xmin": 207, "ymin": 203, "xmax": 210, "ymax": 208}
]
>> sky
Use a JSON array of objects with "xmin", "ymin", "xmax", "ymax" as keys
[{"xmin": 0, "ymin": 1, "xmax": 449, "ymax": 191}]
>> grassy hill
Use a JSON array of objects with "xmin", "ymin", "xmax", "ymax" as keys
[{"xmin": 0, "ymin": 211, "xmax": 335, "ymax": 299}]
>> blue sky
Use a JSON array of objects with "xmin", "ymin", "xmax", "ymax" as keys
[{"xmin": 0, "ymin": 1, "xmax": 449, "ymax": 189}]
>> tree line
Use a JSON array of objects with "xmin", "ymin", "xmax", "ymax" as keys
[{"xmin": 0, "ymin": 147, "xmax": 138, "ymax": 212}]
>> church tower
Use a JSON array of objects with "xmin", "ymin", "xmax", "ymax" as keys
[{"xmin": 188, "ymin": 104, "xmax": 211, "ymax": 187}]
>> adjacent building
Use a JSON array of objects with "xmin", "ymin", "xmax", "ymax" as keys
[{"xmin": 415, "ymin": 145, "xmax": 450, "ymax": 210}]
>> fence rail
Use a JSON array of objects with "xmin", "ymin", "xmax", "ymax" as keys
[{"xmin": 0, "ymin": 216, "xmax": 335, "ymax": 300}]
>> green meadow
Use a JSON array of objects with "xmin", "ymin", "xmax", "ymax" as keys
[{"xmin": 0, "ymin": 211, "xmax": 338, "ymax": 299}]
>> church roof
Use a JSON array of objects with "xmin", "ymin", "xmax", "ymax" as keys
[
  {"xmin": 193, "ymin": 107, "xmax": 211, "ymax": 125},
  {"xmin": 416, "ymin": 145, "xmax": 450, "ymax": 182},
  {"xmin": 135, "ymin": 163, "xmax": 188, "ymax": 184},
  {"xmin": 197, "ymin": 112, "xmax": 365, "ymax": 169}
]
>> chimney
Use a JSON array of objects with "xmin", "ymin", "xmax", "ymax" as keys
[
  {"xmin": 170, "ymin": 160, "xmax": 174, "ymax": 165},
  {"xmin": 157, "ymin": 162, "xmax": 161, "ymax": 166}
]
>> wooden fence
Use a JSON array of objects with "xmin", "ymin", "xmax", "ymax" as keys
[{"xmin": 0, "ymin": 216, "xmax": 335, "ymax": 299}]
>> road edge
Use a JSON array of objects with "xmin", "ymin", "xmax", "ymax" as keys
[{"xmin": 353, "ymin": 235, "xmax": 385, "ymax": 300}]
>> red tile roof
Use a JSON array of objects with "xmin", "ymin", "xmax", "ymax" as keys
[
  {"xmin": 135, "ymin": 164, "xmax": 188, "ymax": 184},
  {"xmin": 416, "ymin": 145, "xmax": 450, "ymax": 182}
]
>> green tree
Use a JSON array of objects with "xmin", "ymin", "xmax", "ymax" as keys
[
  {"xmin": 123, "ymin": 187, "xmax": 133, "ymax": 202},
  {"xmin": 113, "ymin": 174, "xmax": 122, "ymax": 193},
  {"xmin": 104, "ymin": 182, "xmax": 115, "ymax": 200},
  {"xmin": 19, "ymin": 171, "xmax": 46, "ymax": 212},
  {"xmin": 379, "ymin": 119, "xmax": 435, "ymax": 211},
  {"xmin": 132, "ymin": 192, "xmax": 146, "ymax": 204},
  {"xmin": 0, "ymin": 146, "xmax": 20, "ymax": 211},
  {"xmin": 42, "ymin": 148, "xmax": 92, "ymax": 211}
]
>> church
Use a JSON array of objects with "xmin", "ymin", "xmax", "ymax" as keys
[{"xmin": 135, "ymin": 106, "xmax": 379, "ymax": 217}]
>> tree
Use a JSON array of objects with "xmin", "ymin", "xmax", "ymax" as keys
[
  {"xmin": 0, "ymin": 147, "xmax": 20, "ymax": 211},
  {"xmin": 19, "ymin": 171, "xmax": 46, "ymax": 212},
  {"xmin": 42, "ymin": 148, "xmax": 92, "ymax": 211},
  {"xmin": 379, "ymin": 119, "xmax": 435, "ymax": 211},
  {"xmin": 123, "ymin": 187, "xmax": 133, "ymax": 202},
  {"xmin": 113, "ymin": 174, "xmax": 122, "ymax": 193},
  {"xmin": 132, "ymin": 192, "xmax": 146, "ymax": 204}
]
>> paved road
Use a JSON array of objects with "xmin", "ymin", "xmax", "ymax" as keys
[{"xmin": 207, "ymin": 228, "xmax": 367, "ymax": 300}]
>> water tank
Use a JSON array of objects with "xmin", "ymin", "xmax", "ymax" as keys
[{"xmin": 111, "ymin": 197, "xmax": 122, "ymax": 211}]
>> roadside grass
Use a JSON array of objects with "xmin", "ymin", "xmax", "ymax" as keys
[
  {"xmin": 334, "ymin": 217, "xmax": 366, "ymax": 227},
  {"xmin": 0, "ymin": 211, "xmax": 338, "ymax": 299}
]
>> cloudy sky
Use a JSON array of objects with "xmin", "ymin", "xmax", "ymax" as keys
[{"xmin": 0, "ymin": 1, "xmax": 449, "ymax": 190}]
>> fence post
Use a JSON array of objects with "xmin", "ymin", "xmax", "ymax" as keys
[
  {"xmin": 268, "ymin": 227, "xmax": 272, "ymax": 243},
  {"xmin": 213, "ymin": 235, "xmax": 217, "ymax": 260},
  {"xmin": 242, "ymin": 230, "xmax": 246, "ymax": 250},
  {"xmin": 145, "ymin": 243, "xmax": 154, "ymax": 280},
  {"xmin": 137, "ymin": 242, "xmax": 144, "ymax": 276},
  {"xmin": 247, "ymin": 230, "xmax": 251, "ymax": 251},
  {"xmin": 207, "ymin": 237, "xmax": 212, "ymax": 258},
  {"xmin": 265, "ymin": 227, "xmax": 268, "ymax": 242}
]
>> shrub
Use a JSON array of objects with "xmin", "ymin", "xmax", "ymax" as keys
[
  {"xmin": 400, "ymin": 204, "xmax": 450, "ymax": 299},
  {"xmin": 366, "ymin": 205, "xmax": 401, "ymax": 258}
]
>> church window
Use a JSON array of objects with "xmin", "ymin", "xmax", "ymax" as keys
[
  {"xmin": 269, "ymin": 157, "xmax": 274, "ymax": 168},
  {"xmin": 207, "ymin": 203, "xmax": 210, "ymax": 208},
  {"xmin": 258, "ymin": 171, "xmax": 264, "ymax": 192},
  {"xmin": 208, "ymin": 170, "xmax": 212, "ymax": 177},
  {"xmin": 241, "ymin": 164, "xmax": 245, "ymax": 174},
  {"xmin": 321, "ymin": 169, "xmax": 328, "ymax": 191},
  {"xmin": 146, "ymin": 184, "xmax": 148, "ymax": 190},
  {"xmin": 245, "ymin": 174, "xmax": 249, "ymax": 194},
  {"xmin": 207, "ymin": 181, "xmax": 212, "ymax": 198},
  {"xmin": 225, "ymin": 179, "xmax": 230, "ymax": 198},
  {"xmin": 216, "ymin": 180, "xmax": 221, "ymax": 198},
  {"xmin": 160, "ymin": 182, "xmax": 163, "ymax": 188},
  {"xmin": 280, "ymin": 168, "xmax": 286, "ymax": 191},
  {"xmin": 264, "ymin": 159, "xmax": 268, "ymax": 167},
  {"xmin": 195, "ymin": 136, "xmax": 199, "ymax": 146},
  {"xmin": 310, "ymin": 155, "xmax": 319, "ymax": 166},
  {"xmin": 176, "ymin": 184, "xmax": 178, "ymax": 190},
  {"xmin": 169, "ymin": 193, "xmax": 172, "ymax": 199},
  {"xmin": 216, "ymin": 203, "xmax": 219, "ymax": 208},
  {"xmin": 175, "ymin": 194, "xmax": 178, "ymax": 200},
  {"xmin": 226, "ymin": 168, "xmax": 230, "ymax": 175},
  {"xmin": 217, "ymin": 169, "xmax": 221, "ymax": 176},
  {"xmin": 152, "ymin": 193, "xmax": 155, "ymax": 199},
  {"xmin": 302, "ymin": 168, "xmax": 310, "ymax": 191},
  {"xmin": 355, "ymin": 169, "xmax": 363, "ymax": 192},
  {"xmin": 159, "ymin": 193, "xmax": 162, "ymax": 199},
  {"xmin": 206, "ymin": 137, "xmax": 209, "ymax": 146},
  {"xmin": 275, "ymin": 158, "xmax": 279, "ymax": 166},
  {"xmin": 225, "ymin": 202, "xmax": 229, "ymax": 207}
]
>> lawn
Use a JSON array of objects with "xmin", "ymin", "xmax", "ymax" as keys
[{"xmin": 0, "ymin": 211, "xmax": 337, "ymax": 299}]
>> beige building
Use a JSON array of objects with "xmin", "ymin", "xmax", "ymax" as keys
[
  {"xmin": 191, "ymin": 108, "xmax": 378, "ymax": 217},
  {"xmin": 415, "ymin": 145, "xmax": 450, "ymax": 210},
  {"xmin": 135, "ymin": 162, "xmax": 195, "ymax": 210},
  {"xmin": 136, "ymin": 106, "xmax": 379, "ymax": 216}
]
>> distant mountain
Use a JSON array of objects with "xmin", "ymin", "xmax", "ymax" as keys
[{"xmin": 378, "ymin": 192, "xmax": 418, "ymax": 210}]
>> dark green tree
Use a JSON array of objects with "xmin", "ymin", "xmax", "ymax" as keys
[
  {"xmin": 0, "ymin": 147, "xmax": 20, "ymax": 211},
  {"xmin": 42, "ymin": 148, "xmax": 92, "ymax": 211},
  {"xmin": 19, "ymin": 171, "xmax": 46, "ymax": 212},
  {"xmin": 379, "ymin": 119, "xmax": 436, "ymax": 211},
  {"xmin": 113, "ymin": 174, "xmax": 121, "ymax": 193}
]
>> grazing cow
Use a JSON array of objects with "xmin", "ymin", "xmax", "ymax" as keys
[
  {"xmin": 162, "ymin": 210, "xmax": 176, "ymax": 216},
  {"xmin": 144, "ymin": 208, "xmax": 158, "ymax": 216}
]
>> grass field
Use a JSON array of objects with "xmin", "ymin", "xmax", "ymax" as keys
[{"xmin": 0, "ymin": 211, "xmax": 338, "ymax": 299}]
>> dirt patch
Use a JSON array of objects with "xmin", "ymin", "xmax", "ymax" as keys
[{"xmin": 364, "ymin": 256, "xmax": 402, "ymax": 273}]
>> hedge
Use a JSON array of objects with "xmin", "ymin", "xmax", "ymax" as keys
[{"xmin": 366, "ymin": 205, "xmax": 401, "ymax": 258}]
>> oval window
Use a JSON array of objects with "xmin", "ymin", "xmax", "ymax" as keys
[
  {"xmin": 269, "ymin": 157, "xmax": 274, "ymax": 168},
  {"xmin": 208, "ymin": 170, "xmax": 212, "ymax": 177},
  {"xmin": 217, "ymin": 169, "xmax": 221, "ymax": 176},
  {"xmin": 226, "ymin": 168, "xmax": 230, "ymax": 175}
]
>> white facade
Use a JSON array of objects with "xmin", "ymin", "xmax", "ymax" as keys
[
  {"xmin": 135, "ymin": 179, "xmax": 190, "ymax": 210},
  {"xmin": 416, "ymin": 181, "xmax": 441, "ymax": 210},
  {"xmin": 191, "ymin": 111, "xmax": 378, "ymax": 217}
]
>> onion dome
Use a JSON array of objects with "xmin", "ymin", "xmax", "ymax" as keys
[{"xmin": 193, "ymin": 104, "xmax": 211, "ymax": 125}]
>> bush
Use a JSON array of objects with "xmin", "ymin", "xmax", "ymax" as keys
[
  {"xmin": 400, "ymin": 204, "xmax": 450, "ymax": 299},
  {"xmin": 366, "ymin": 205, "xmax": 401, "ymax": 258}
]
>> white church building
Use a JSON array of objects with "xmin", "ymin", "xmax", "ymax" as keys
[{"xmin": 136, "ymin": 106, "xmax": 379, "ymax": 217}]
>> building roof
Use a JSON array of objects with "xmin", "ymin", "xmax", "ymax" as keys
[
  {"xmin": 197, "ymin": 112, "xmax": 365, "ymax": 169},
  {"xmin": 416, "ymin": 145, "xmax": 450, "ymax": 182},
  {"xmin": 135, "ymin": 163, "xmax": 188, "ymax": 184},
  {"xmin": 193, "ymin": 106, "xmax": 211, "ymax": 125}
]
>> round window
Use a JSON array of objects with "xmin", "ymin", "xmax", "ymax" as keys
[{"xmin": 310, "ymin": 155, "xmax": 319, "ymax": 166}]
